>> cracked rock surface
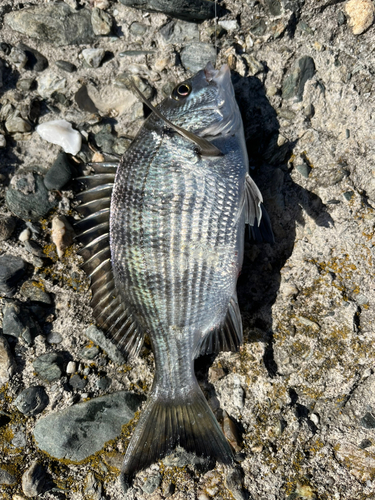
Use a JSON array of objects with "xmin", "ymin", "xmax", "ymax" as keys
[{"xmin": 0, "ymin": 0, "xmax": 375, "ymax": 499}]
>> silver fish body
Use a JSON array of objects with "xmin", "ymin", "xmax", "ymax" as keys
[{"xmin": 75, "ymin": 64, "xmax": 271, "ymax": 487}]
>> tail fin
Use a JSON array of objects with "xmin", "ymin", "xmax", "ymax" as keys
[{"xmin": 120, "ymin": 385, "xmax": 233, "ymax": 490}]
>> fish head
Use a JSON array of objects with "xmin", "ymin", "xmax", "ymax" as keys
[{"xmin": 158, "ymin": 63, "xmax": 242, "ymax": 138}]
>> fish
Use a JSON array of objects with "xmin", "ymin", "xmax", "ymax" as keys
[{"xmin": 74, "ymin": 63, "xmax": 274, "ymax": 491}]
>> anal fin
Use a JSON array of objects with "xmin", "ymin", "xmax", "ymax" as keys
[{"xmin": 196, "ymin": 293, "xmax": 243, "ymax": 358}]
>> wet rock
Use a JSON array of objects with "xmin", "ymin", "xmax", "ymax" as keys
[
  {"xmin": 141, "ymin": 473, "xmax": 162, "ymax": 494},
  {"xmin": 85, "ymin": 325, "xmax": 125, "ymax": 364},
  {"xmin": 33, "ymin": 352, "xmax": 64, "ymax": 382},
  {"xmin": 0, "ymin": 215, "xmax": 16, "ymax": 241},
  {"xmin": 5, "ymin": 3, "xmax": 95, "ymax": 46},
  {"xmin": 69, "ymin": 374, "xmax": 87, "ymax": 390},
  {"xmin": 21, "ymin": 461, "xmax": 46, "ymax": 498},
  {"xmin": 0, "ymin": 254, "xmax": 26, "ymax": 297},
  {"xmin": 345, "ymin": 0, "xmax": 375, "ymax": 34},
  {"xmin": 51, "ymin": 216, "xmax": 74, "ymax": 259},
  {"xmin": 118, "ymin": 0, "xmax": 222, "ymax": 21},
  {"xmin": 33, "ymin": 391, "xmax": 145, "ymax": 461},
  {"xmin": 37, "ymin": 71, "xmax": 66, "ymax": 98},
  {"xmin": 55, "ymin": 60, "xmax": 77, "ymax": 73},
  {"xmin": 0, "ymin": 42, "xmax": 11, "ymax": 55},
  {"xmin": 20, "ymin": 280, "xmax": 52, "ymax": 304},
  {"xmin": 36, "ymin": 120, "xmax": 82, "ymax": 156},
  {"xmin": 14, "ymin": 386, "xmax": 49, "ymax": 416},
  {"xmin": 17, "ymin": 42, "xmax": 48, "ymax": 72},
  {"xmin": 84, "ymin": 471, "xmax": 102, "ymax": 500},
  {"xmin": 82, "ymin": 48, "xmax": 105, "ymax": 68},
  {"xmin": 75, "ymin": 84, "xmax": 99, "ymax": 113},
  {"xmin": 2, "ymin": 301, "xmax": 41, "ymax": 345},
  {"xmin": 5, "ymin": 115, "xmax": 32, "ymax": 133},
  {"xmin": 6, "ymin": 172, "xmax": 57, "ymax": 222},
  {"xmin": 44, "ymin": 152, "xmax": 76, "ymax": 191},
  {"xmin": 180, "ymin": 43, "xmax": 217, "ymax": 73},
  {"xmin": 159, "ymin": 20, "xmax": 199, "ymax": 43},
  {"xmin": 91, "ymin": 7, "xmax": 113, "ymax": 35},
  {"xmin": 0, "ymin": 335, "xmax": 16, "ymax": 387},
  {"xmin": 0, "ymin": 467, "xmax": 16, "ymax": 485},
  {"xmin": 282, "ymin": 56, "xmax": 315, "ymax": 101}
]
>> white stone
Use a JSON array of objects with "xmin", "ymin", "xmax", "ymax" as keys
[
  {"xmin": 82, "ymin": 48, "xmax": 105, "ymax": 68},
  {"xmin": 51, "ymin": 215, "xmax": 74, "ymax": 259},
  {"xmin": 36, "ymin": 120, "xmax": 82, "ymax": 155},
  {"xmin": 66, "ymin": 361, "xmax": 77, "ymax": 374},
  {"xmin": 37, "ymin": 72, "xmax": 66, "ymax": 98},
  {"xmin": 219, "ymin": 20, "xmax": 238, "ymax": 31},
  {"xmin": 19, "ymin": 228, "xmax": 31, "ymax": 242}
]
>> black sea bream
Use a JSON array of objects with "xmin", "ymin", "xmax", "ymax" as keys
[{"xmin": 75, "ymin": 63, "xmax": 273, "ymax": 489}]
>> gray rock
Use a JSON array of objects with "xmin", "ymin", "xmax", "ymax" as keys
[
  {"xmin": 5, "ymin": 3, "xmax": 95, "ymax": 46},
  {"xmin": 20, "ymin": 280, "xmax": 52, "ymax": 304},
  {"xmin": 33, "ymin": 352, "xmax": 64, "ymax": 382},
  {"xmin": 264, "ymin": 0, "xmax": 282, "ymax": 16},
  {"xmin": 159, "ymin": 20, "xmax": 199, "ymax": 43},
  {"xmin": 0, "ymin": 335, "xmax": 16, "ymax": 387},
  {"xmin": 141, "ymin": 473, "xmax": 162, "ymax": 494},
  {"xmin": 96, "ymin": 376, "xmax": 111, "ymax": 391},
  {"xmin": 162, "ymin": 447, "xmax": 208, "ymax": 468},
  {"xmin": 0, "ymin": 134, "xmax": 6, "ymax": 148},
  {"xmin": 82, "ymin": 48, "xmax": 105, "ymax": 68},
  {"xmin": 17, "ymin": 78, "xmax": 36, "ymax": 91},
  {"xmin": 14, "ymin": 386, "xmax": 49, "ymax": 416},
  {"xmin": 118, "ymin": 0, "xmax": 222, "ymax": 21},
  {"xmin": 91, "ymin": 7, "xmax": 113, "ymax": 35},
  {"xmin": 295, "ymin": 162, "xmax": 312, "ymax": 178},
  {"xmin": 23, "ymin": 240, "xmax": 44, "ymax": 258},
  {"xmin": 343, "ymin": 190, "xmax": 354, "ymax": 200},
  {"xmin": 94, "ymin": 124, "xmax": 115, "ymax": 153},
  {"xmin": 8, "ymin": 46, "xmax": 28, "ymax": 69},
  {"xmin": 360, "ymin": 412, "xmax": 375, "ymax": 429},
  {"xmin": 282, "ymin": 55, "xmax": 316, "ymax": 101},
  {"xmin": 0, "ymin": 467, "xmax": 16, "ymax": 485},
  {"xmin": 74, "ymin": 84, "xmax": 99, "ymax": 114},
  {"xmin": 85, "ymin": 325, "xmax": 125, "ymax": 364},
  {"xmin": 2, "ymin": 301, "xmax": 41, "ymax": 345},
  {"xmin": 33, "ymin": 391, "xmax": 145, "ymax": 461},
  {"xmin": 22, "ymin": 461, "xmax": 46, "ymax": 498},
  {"xmin": 69, "ymin": 374, "xmax": 87, "ymax": 390},
  {"xmin": 12, "ymin": 429, "xmax": 27, "ymax": 448},
  {"xmin": 0, "ymin": 254, "xmax": 26, "ymax": 298},
  {"xmin": 6, "ymin": 173, "xmax": 57, "ymax": 222},
  {"xmin": 17, "ymin": 42, "xmax": 48, "ymax": 72},
  {"xmin": 84, "ymin": 471, "xmax": 102, "ymax": 500},
  {"xmin": 0, "ymin": 215, "xmax": 16, "ymax": 241},
  {"xmin": 130, "ymin": 22, "xmax": 148, "ymax": 36},
  {"xmin": 37, "ymin": 71, "xmax": 66, "ymax": 98},
  {"xmin": 5, "ymin": 115, "xmax": 32, "ymax": 133},
  {"xmin": 180, "ymin": 43, "xmax": 217, "ymax": 73},
  {"xmin": 55, "ymin": 60, "xmax": 77, "ymax": 73},
  {"xmin": 80, "ymin": 345, "xmax": 100, "ymax": 360},
  {"xmin": 44, "ymin": 151, "xmax": 76, "ymax": 190}
]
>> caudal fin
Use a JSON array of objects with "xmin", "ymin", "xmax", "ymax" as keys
[{"xmin": 120, "ymin": 385, "xmax": 233, "ymax": 489}]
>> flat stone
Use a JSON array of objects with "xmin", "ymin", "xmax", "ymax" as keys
[
  {"xmin": 159, "ymin": 20, "xmax": 199, "ymax": 43},
  {"xmin": 33, "ymin": 352, "xmax": 64, "ymax": 382},
  {"xmin": 14, "ymin": 386, "xmax": 49, "ymax": 416},
  {"xmin": 69, "ymin": 374, "xmax": 87, "ymax": 390},
  {"xmin": 0, "ymin": 335, "xmax": 16, "ymax": 387},
  {"xmin": 74, "ymin": 84, "xmax": 99, "ymax": 114},
  {"xmin": 17, "ymin": 42, "xmax": 48, "ymax": 72},
  {"xmin": 295, "ymin": 163, "xmax": 312, "ymax": 178},
  {"xmin": 0, "ymin": 467, "xmax": 16, "ymax": 485},
  {"xmin": 22, "ymin": 461, "xmax": 46, "ymax": 498},
  {"xmin": 0, "ymin": 254, "xmax": 26, "ymax": 298},
  {"xmin": 118, "ymin": 0, "xmax": 222, "ymax": 21},
  {"xmin": 5, "ymin": 3, "xmax": 95, "ymax": 46},
  {"xmin": 6, "ymin": 173, "xmax": 57, "ymax": 222},
  {"xmin": 129, "ymin": 22, "xmax": 148, "ymax": 36},
  {"xmin": 0, "ymin": 215, "xmax": 16, "ymax": 241},
  {"xmin": 82, "ymin": 48, "xmax": 105, "ymax": 68},
  {"xmin": 33, "ymin": 391, "xmax": 145, "ymax": 462},
  {"xmin": 85, "ymin": 325, "xmax": 125, "ymax": 364},
  {"xmin": 282, "ymin": 56, "xmax": 316, "ymax": 101},
  {"xmin": 91, "ymin": 7, "xmax": 113, "ymax": 35},
  {"xmin": 20, "ymin": 280, "xmax": 52, "ymax": 304},
  {"xmin": 345, "ymin": 0, "xmax": 375, "ymax": 34},
  {"xmin": 55, "ymin": 60, "xmax": 77, "ymax": 73},
  {"xmin": 180, "ymin": 43, "xmax": 217, "ymax": 73}
]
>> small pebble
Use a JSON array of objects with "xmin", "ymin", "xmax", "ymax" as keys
[
  {"xmin": 345, "ymin": 0, "xmax": 375, "ymax": 34},
  {"xmin": 46, "ymin": 331, "xmax": 63, "ymax": 344},
  {"xmin": 33, "ymin": 352, "xmax": 64, "ymax": 382},
  {"xmin": 0, "ymin": 335, "xmax": 17, "ymax": 386},
  {"xmin": 22, "ymin": 461, "xmax": 45, "ymax": 498},
  {"xmin": 17, "ymin": 42, "xmax": 48, "ymax": 72},
  {"xmin": 5, "ymin": 115, "xmax": 32, "ymax": 134},
  {"xmin": 218, "ymin": 20, "xmax": 238, "ymax": 31},
  {"xmin": 20, "ymin": 280, "xmax": 52, "ymax": 304},
  {"xmin": 66, "ymin": 361, "xmax": 77, "ymax": 374},
  {"xmin": 37, "ymin": 71, "xmax": 66, "ymax": 98},
  {"xmin": 19, "ymin": 228, "xmax": 31, "ymax": 242},
  {"xmin": 96, "ymin": 376, "xmax": 111, "ymax": 391},
  {"xmin": 91, "ymin": 7, "xmax": 113, "ymax": 35},
  {"xmin": 69, "ymin": 374, "xmax": 87, "ymax": 390},
  {"xmin": 0, "ymin": 254, "xmax": 26, "ymax": 298},
  {"xmin": 17, "ymin": 78, "xmax": 35, "ymax": 91},
  {"xmin": 180, "ymin": 43, "xmax": 217, "ymax": 73},
  {"xmin": 85, "ymin": 325, "xmax": 125, "ymax": 364},
  {"xmin": 9, "ymin": 47, "xmax": 28, "ymax": 69},
  {"xmin": 295, "ymin": 163, "xmax": 312, "ymax": 178},
  {"xmin": 141, "ymin": 473, "xmax": 162, "ymax": 494},
  {"xmin": 44, "ymin": 151, "xmax": 77, "ymax": 191},
  {"xmin": 24, "ymin": 240, "xmax": 44, "ymax": 258},
  {"xmin": 130, "ymin": 22, "xmax": 148, "ymax": 36},
  {"xmin": 0, "ymin": 134, "xmax": 6, "ymax": 147},
  {"xmin": 51, "ymin": 215, "xmax": 74, "ymax": 259},
  {"xmin": 0, "ymin": 215, "xmax": 16, "ymax": 241},
  {"xmin": 2, "ymin": 301, "xmax": 41, "ymax": 344},
  {"xmin": 14, "ymin": 386, "xmax": 49, "ymax": 416},
  {"xmin": 82, "ymin": 48, "xmax": 105, "ymax": 68},
  {"xmin": 80, "ymin": 345, "xmax": 100, "ymax": 360},
  {"xmin": 36, "ymin": 120, "xmax": 82, "ymax": 156},
  {"xmin": 55, "ymin": 60, "xmax": 77, "ymax": 73},
  {"xmin": 0, "ymin": 467, "xmax": 16, "ymax": 485}
]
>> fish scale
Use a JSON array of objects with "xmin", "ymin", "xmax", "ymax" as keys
[{"xmin": 75, "ymin": 64, "xmax": 274, "ymax": 490}]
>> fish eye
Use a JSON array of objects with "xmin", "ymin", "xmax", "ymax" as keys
[{"xmin": 172, "ymin": 83, "xmax": 191, "ymax": 100}]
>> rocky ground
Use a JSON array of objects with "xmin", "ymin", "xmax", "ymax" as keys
[{"xmin": 1, "ymin": 0, "xmax": 375, "ymax": 499}]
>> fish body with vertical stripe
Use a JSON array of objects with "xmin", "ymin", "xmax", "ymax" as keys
[{"xmin": 75, "ymin": 63, "xmax": 273, "ymax": 489}]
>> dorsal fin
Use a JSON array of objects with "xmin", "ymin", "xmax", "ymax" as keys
[
  {"xmin": 74, "ymin": 158, "xmax": 144, "ymax": 359},
  {"xmin": 195, "ymin": 293, "xmax": 243, "ymax": 358}
]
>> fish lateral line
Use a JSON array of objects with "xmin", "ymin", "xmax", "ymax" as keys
[{"xmin": 127, "ymin": 77, "xmax": 224, "ymax": 157}]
